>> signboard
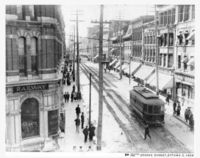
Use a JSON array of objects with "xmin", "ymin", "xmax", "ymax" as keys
[
  {"xmin": 13, "ymin": 84, "xmax": 49, "ymax": 93},
  {"xmin": 48, "ymin": 110, "xmax": 59, "ymax": 136}
]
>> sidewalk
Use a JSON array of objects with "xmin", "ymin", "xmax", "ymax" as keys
[{"xmin": 57, "ymin": 74, "xmax": 96, "ymax": 152}]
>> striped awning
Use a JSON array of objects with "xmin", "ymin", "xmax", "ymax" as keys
[{"xmin": 134, "ymin": 65, "xmax": 155, "ymax": 80}]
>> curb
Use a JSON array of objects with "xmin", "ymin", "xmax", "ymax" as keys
[{"xmin": 173, "ymin": 115, "xmax": 190, "ymax": 127}]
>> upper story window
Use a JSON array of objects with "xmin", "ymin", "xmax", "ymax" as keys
[
  {"xmin": 178, "ymin": 5, "xmax": 184, "ymax": 22},
  {"xmin": 184, "ymin": 5, "xmax": 190, "ymax": 21},
  {"xmin": 17, "ymin": 5, "xmax": 26, "ymax": 20},
  {"xmin": 172, "ymin": 8, "xmax": 175, "ymax": 24},
  {"xmin": 18, "ymin": 37, "xmax": 27, "ymax": 76},
  {"xmin": 31, "ymin": 37, "xmax": 38, "ymax": 75},
  {"xmin": 192, "ymin": 5, "xmax": 195, "ymax": 19},
  {"xmin": 169, "ymin": 33, "xmax": 174, "ymax": 46}
]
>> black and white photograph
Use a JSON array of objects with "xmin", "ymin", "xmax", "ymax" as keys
[{"xmin": 3, "ymin": 0, "xmax": 199, "ymax": 157}]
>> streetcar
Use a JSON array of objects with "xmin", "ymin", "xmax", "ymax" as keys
[{"xmin": 130, "ymin": 86, "xmax": 165, "ymax": 125}]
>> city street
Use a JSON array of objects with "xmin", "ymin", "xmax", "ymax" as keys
[{"xmin": 58, "ymin": 58, "xmax": 193, "ymax": 153}]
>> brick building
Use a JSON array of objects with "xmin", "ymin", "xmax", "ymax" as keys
[{"xmin": 6, "ymin": 5, "xmax": 66, "ymax": 151}]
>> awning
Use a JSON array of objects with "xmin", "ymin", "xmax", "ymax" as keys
[
  {"xmin": 122, "ymin": 33, "xmax": 132, "ymax": 40},
  {"xmin": 134, "ymin": 65, "xmax": 155, "ymax": 80},
  {"xmin": 110, "ymin": 36, "xmax": 118, "ymax": 41},
  {"xmin": 124, "ymin": 61, "xmax": 141, "ymax": 74},
  {"xmin": 187, "ymin": 32, "xmax": 195, "ymax": 40},
  {"xmin": 122, "ymin": 63, "xmax": 129, "ymax": 71},
  {"xmin": 146, "ymin": 72, "xmax": 173, "ymax": 90},
  {"xmin": 187, "ymin": 57, "xmax": 194, "ymax": 66},
  {"xmin": 109, "ymin": 59, "xmax": 118, "ymax": 67},
  {"xmin": 94, "ymin": 54, "xmax": 99, "ymax": 59},
  {"xmin": 114, "ymin": 61, "xmax": 120, "ymax": 69}
]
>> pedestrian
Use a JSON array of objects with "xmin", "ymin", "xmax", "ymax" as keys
[
  {"xmin": 63, "ymin": 92, "xmax": 67, "ymax": 103},
  {"xmin": 173, "ymin": 101, "xmax": 177, "ymax": 115},
  {"xmin": 89, "ymin": 124, "xmax": 96, "ymax": 142},
  {"xmin": 75, "ymin": 105, "xmax": 81, "ymax": 118},
  {"xmin": 144, "ymin": 124, "xmax": 151, "ymax": 140},
  {"xmin": 74, "ymin": 118, "xmax": 80, "ymax": 133},
  {"xmin": 184, "ymin": 108, "xmax": 190, "ymax": 123},
  {"xmin": 165, "ymin": 93, "xmax": 170, "ymax": 105},
  {"xmin": 83, "ymin": 126, "xmax": 89, "ymax": 143},
  {"xmin": 81, "ymin": 112, "xmax": 85, "ymax": 129},
  {"xmin": 189, "ymin": 113, "xmax": 194, "ymax": 131},
  {"xmin": 71, "ymin": 92, "xmax": 74, "ymax": 102},
  {"xmin": 66, "ymin": 92, "xmax": 70, "ymax": 102},
  {"xmin": 177, "ymin": 104, "xmax": 181, "ymax": 116}
]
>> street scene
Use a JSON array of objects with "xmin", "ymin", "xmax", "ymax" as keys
[{"xmin": 5, "ymin": 4, "xmax": 195, "ymax": 154}]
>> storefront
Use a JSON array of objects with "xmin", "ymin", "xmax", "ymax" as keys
[
  {"xmin": 6, "ymin": 80, "xmax": 62, "ymax": 151},
  {"xmin": 175, "ymin": 72, "xmax": 194, "ymax": 107}
]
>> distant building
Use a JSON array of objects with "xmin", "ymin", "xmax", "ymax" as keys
[{"xmin": 6, "ymin": 5, "xmax": 65, "ymax": 151}]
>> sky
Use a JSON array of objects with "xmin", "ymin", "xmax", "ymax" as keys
[{"xmin": 61, "ymin": 5, "xmax": 155, "ymax": 45}]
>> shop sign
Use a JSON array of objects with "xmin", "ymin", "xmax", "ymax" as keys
[
  {"xmin": 48, "ymin": 110, "xmax": 58, "ymax": 136},
  {"xmin": 13, "ymin": 84, "xmax": 49, "ymax": 93}
]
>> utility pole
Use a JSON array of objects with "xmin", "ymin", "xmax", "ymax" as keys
[
  {"xmin": 89, "ymin": 73, "xmax": 92, "ymax": 130},
  {"xmin": 70, "ymin": 10, "xmax": 84, "ymax": 99},
  {"xmin": 73, "ymin": 26, "xmax": 76, "ymax": 82},
  {"xmin": 91, "ymin": 5, "xmax": 111, "ymax": 151},
  {"xmin": 155, "ymin": 5, "xmax": 159, "ymax": 95}
]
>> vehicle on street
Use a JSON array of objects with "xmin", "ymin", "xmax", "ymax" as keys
[{"xmin": 130, "ymin": 86, "xmax": 165, "ymax": 125}]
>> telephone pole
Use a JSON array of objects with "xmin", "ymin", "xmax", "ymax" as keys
[
  {"xmin": 155, "ymin": 5, "xmax": 159, "ymax": 95},
  {"xmin": 73, "ymin": 26, "xmax": 76, "ymax": 82},
  {"xmin": 91, "ymin": 5, "xmax": 111, "ymax": 151},
  {"xmin": 70, "ymin": 10, "xmax": 84, "ymax": 99}
]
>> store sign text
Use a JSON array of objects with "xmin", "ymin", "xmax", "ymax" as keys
[{"xmin": 13, "ymin": 84, "xmax": 49, "ymax": 93}]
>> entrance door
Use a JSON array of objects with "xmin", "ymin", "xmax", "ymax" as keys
[{"xmin": 21, "ymin": 98, "xmax": 39, "ymax": 139}]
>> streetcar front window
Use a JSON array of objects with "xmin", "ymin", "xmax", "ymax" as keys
[
  {"xmin": 148, "ymin": 106, "xmax": 153, "ymax": 113},
  {"xmin": 154, "ymin": 106, "xmax": 161, "ymax": 114}
]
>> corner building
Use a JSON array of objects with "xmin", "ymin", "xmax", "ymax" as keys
[{"xmin": 6, "ymin": 5, "xmax": 65, "ymax": 151}]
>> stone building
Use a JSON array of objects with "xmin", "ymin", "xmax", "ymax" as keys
[{"xmin": 6, "ymin": 5, "xmax": 66, "ymax": 151}]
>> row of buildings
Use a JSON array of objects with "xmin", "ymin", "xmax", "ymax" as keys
[
  {"xmin": 6, "ymin": 5, "xmax": 66, "ymax": 151},
  {"xmin": 87, "ymin": 5, "xmax": 195, "ymax": 108}
]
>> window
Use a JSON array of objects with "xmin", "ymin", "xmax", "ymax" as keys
[
  {"xmin": 164, "ymin": 33, "xmax": 167, "ymax": 46},
  {"xmin": 184, "ymin": 5, "xmax": 190, "ymax": 21},
  {"xmin": 148, "ymin": 106, "xmax": 153, "ymax": 113},
  {"xmin": 168, "ymin": 10, "xmax": 172, "ymax": 25},
  {"xmin": 169, "ymin": 33, "xmax": 174, "ymax": 46},
  {"xmin": 17, "ymin": 5, "xmax": 26, "ymax": 20},
  {"xmin": 178, "ymin": 55, "xmax": 181, "ymax": 68},
  {"xmin": 192, "ymin": 5, "xmax": 195, "ymax": 19},
  {"xmin": 178, "ymin": 5, "xmax": 184, "ymax": 22},
  {"xmin": 144, "ymin": 104, "xmax": 147, "ymax": 112},
  {"xmin": 154, "ymin": 106, "xmax": 161, "ymax": 114},
  {"xmin": 31, "ymin": 37, "xmax": 38, "ymax": 75},
  {"xmin": 160, "ymin": 13, "xmax": 164, "ymax": 25},
  {"xmin": 18, "ymin": 37, "xmax": 27, "ymax": 76},
  {"xmin": 21, "ymin": 98, "xmax": 39, "ymax": 139},
  {"xmin": 164, "ymin": 12, "xmax": 168, "ymax": 25},
  {"xmin": 172, "ymin": 8, "xmax": 175, "ymax": 24}
]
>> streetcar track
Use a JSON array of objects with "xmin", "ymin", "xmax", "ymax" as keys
[{"xmin": 80, "ymin": 63, "xmax": 191, "ymax": 153}]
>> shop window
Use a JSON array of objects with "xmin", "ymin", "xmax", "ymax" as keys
[
  {"xmin": 31, "ymin": 37, "xmax": 38, "ymax": 75},
  {"xmin": 21, "ymin": 98, "xmax": 39, "ymax": 139},
  {"xmin": 18, "ymin": 37, "xmax": 27, "ymax": 76},
  {"xmin": 178, "ymin": 5, "xmax": 184, "ymax": 22},
  {"xmin": 184, "ymin": 5, "xmax": 190, "ymax": 21}
]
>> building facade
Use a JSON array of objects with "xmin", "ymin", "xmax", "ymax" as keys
[{"xmin": 6, "ymin": 5, "xmax": 65, "ymax": 151}]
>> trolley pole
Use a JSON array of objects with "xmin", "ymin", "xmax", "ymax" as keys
[{"xmin": 155, "ymin": 5, "xmax": 159, "ymax": 95}]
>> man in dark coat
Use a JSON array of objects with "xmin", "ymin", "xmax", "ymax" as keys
[
  {"xmin": 177, "ymin": 104, "xmax": 181, "ymax": 116},
  {"xmin": 75, "ymin": 105, "xmax": 81, "ymax": 118},
  {"xmin": 66, "ymin": 92, "xmax": 70, "ymax": 102},
  {"xmin": 144, "ymin": 124, "xmax": 151, "ymax": 140},
  {"xmin": 74, "ymin": 118, "xmax": 80, "ymax": 133},
  {"xmin": 71, "ymin": 92, "xmax": 74, "ymax": 102},
  {"xmin": 173, "ymin": 101, "xmax": 177, "ymax": 114},
  {"xmin": 63, "ymin": 92, "xmax": 67, "ymax": 103},
  {"xmin": 81, "ymin": 112, "xmax": 85, "ymax": 129},
  {"xmin": 89, "ymin": 124, "xmax": 96, "ymax": 142},
  {"xmin": 83, "ymin": 126, "xmax": 89, "ymax": 143}
]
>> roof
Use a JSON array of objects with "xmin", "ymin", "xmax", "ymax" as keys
[{"xmin": 130, "ymin": 86, "xmax": 165, "ymax": 106}]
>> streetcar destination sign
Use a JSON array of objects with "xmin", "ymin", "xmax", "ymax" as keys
[{"xmin": 13, "ymin": 84, "xmax": 49, "ymax": 93}]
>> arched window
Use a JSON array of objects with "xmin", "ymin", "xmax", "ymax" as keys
[
  {"xmin": 31, "ymin": 37, "xmax": 38, "ymax": 75},
  {"xmin": 18, "ymin": 37, "xmax": 27, "ymax": 76},
  {"xmin": 21, "ymin": 98, "xmax": 39, "ymax": 139}
]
